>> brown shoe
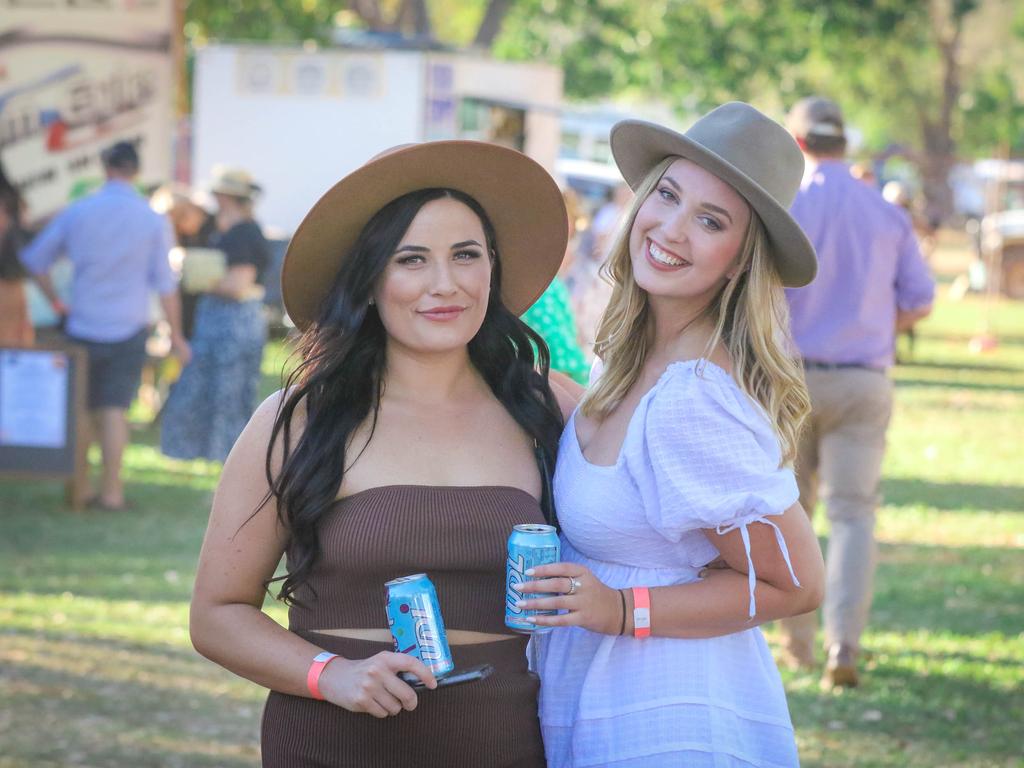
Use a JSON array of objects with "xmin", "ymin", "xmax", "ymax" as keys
[{"xmin": 822, "ymin": 643, "xmax": 859, "ymax": 688}]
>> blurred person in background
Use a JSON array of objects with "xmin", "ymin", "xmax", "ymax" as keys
[
  {"xmin": 20, "ymin": 140, "xmax": 190, "ymax": 510},
  {"xmin": 522, "ymin": 186, "xmax": 589, "ymax": 383},
  {"xmin": 150, "ymin": 184, "xmax": 217, "ymax": 339},
  {"xmin": 0, "ymin": 160, "xmax": 33, "ymax": 346},
  {"xmin": 566, "ymin": 184, "xmax": 632, "ymax": 360},
  {"xmin": 780, "ymin": 96, "xmax": 935, "ymax": 687},
  {"xmin": 188, "ymin": 141, "xmax": 569, "ymax": 766},
  {"xmin": 161, "ymin": 167, "xmax": 271, "ymax": 463}
]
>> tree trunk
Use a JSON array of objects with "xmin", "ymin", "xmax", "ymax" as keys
[
  {"xmin": 396, "ymin": 0, "xmax": 433, "ymax": 37},
  {"xmin": 348, "ymin": 0, "xmax": 387, "ymax": 30},
  {"xmin": 917, "ymin": 0, "xmax": 965, "ymax": 225},
  {"xmin": 473, "ymin": 0, "xmax": 513, "ymax": 49}
]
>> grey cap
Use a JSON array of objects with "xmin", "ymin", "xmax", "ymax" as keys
[{"xmin": 786, "ymin": 96, "xmax": 845, "ymax": 139}]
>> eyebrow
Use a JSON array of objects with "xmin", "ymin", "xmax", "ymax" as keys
[
  {"xmin": 661, "ymin": 174, "xmax": 734, "ymax": 224},
  {"xmin": 394, "ymin": 240, "xmax": 483, "ymax": 254}
]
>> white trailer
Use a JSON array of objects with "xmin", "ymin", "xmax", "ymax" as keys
[{"xmin": 191, "ymin": 43, "xmax": 563, "ymax": 235}]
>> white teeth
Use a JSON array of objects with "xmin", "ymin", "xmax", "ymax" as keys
[{"xmin": 649, "ymin": 241, "xmax": 685, "ymax": 266}]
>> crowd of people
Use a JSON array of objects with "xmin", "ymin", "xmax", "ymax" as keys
[{"xmin": 1, "ymin": 93, "xmax": 936, "ymax": 766}]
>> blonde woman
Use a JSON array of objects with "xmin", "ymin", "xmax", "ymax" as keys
[{"xmin": 519, "ymin": 103, "xmax": 826, "ymax": 766}]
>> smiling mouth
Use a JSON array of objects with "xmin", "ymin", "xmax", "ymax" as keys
[
  {"xmin": 647, "ymin": 239, "xmax": 690, "ymax": 268},
  {"xmin": 418, "ymin": 306, "xmax": 466, "ymax": 321}
]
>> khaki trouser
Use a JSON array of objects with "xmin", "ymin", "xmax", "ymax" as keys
[{"xmin": 780, "ymin": 366, "xmax": 893, "ymax": 655}]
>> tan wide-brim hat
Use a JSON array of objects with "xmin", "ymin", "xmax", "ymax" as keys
[
  {"xmin": 282, "ymin": 141, "xmax": 568, "ymax": 330},
  {"xmin": 611, "ymin": 102, "xmax": 817, "ymax": 287},
  {"xmin": 209, "ymin": 165, "xmax": 262, "ymax": 200}
]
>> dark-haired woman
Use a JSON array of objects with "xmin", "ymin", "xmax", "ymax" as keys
[{"xmin": 189, "ymin": 142, "xmax": 569, "ymax": 767}]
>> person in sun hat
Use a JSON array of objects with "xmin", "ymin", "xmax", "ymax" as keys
[
  {"xmin": 778, "ymin": 96, "xmax": 934, "ymax": 689},
  {"xmin": 189, "ymin": 140, "xmax": 572, "ymax": 766},
  {"xmin": 160, "ymin": 164, "xmax": 272, "ymax": 463},
  {"xmin": 514, "ymin": 102, "xmax": 826, "ymax": 767}
]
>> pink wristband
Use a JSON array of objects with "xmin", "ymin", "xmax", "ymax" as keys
[
  {"xmin": 306, "ymin": 651, "xmax": 339, "ymax": 700},
  {"xmin": 631, "ymin": 586, "xmax": 651, "ymax": 639}
]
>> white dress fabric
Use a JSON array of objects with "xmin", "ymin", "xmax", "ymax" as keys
[{"xmin": 532, "ymin": 359, "xmax": 801, "ymax": 768}]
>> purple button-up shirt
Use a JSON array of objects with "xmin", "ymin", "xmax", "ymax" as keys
[
  {"xmin": 21, "ymin": 180, "xmax": 177, "ymax": 343},
  {"xmin": 785, "ymin": 161, "xmax": 934, "ymax": 369}
]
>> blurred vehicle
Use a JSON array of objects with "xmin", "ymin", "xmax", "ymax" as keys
[
  {"xmin": 981, "ymin": 209, "xmax": 1024, "ymax": 300},
  {"xmin": 555, "ymin": 157, "xmax": 623, "ymax": 218},
  {"xmin": 974, "ymin": 159, "xmax": 1024, "ymax": 300}
]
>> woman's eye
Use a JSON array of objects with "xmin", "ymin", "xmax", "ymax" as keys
[
  {"xmin": 699, "ymin": 216, "xmax": 722, "ymax": 232},
  {"xmin": 454, "ymin": 249, "xmax": 482, "ymax": 261},
  {"xmin": 658, "ymin": 187, "xmax": 677, "ymax": 202},
  {"xmin": 395, "ymin": 254, "xmax": 425, "ymax": 265}
]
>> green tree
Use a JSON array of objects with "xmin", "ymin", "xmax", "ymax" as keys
[{"xmin": 494, "ymin": 0, "xmax": 1017, "ymax": 222}]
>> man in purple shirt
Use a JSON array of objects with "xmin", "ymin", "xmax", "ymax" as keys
[
  {"xmin": 21, "ymin": 141, "xmax": 190, "ymax": 510},
  {"xmin": 779, "ymin": 97, "xmax": 935, "ymax": 687}
]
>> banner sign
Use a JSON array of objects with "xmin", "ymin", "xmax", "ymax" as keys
[{"xmin": 0, "ymin": 0, "xmax": 174, "ymax": 221}]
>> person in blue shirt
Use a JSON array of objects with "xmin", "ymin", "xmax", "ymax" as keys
[{"xmin": 20, "ymin": 141, "xmax": 190, "ymax": 510}]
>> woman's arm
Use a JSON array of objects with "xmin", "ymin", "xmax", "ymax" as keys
[
  {"xmin": 189, "ymin": 392, "xmax": 437, "ymax": 716},
  {"xmin": 519, "ymin": 501, "xmax": 824, "ymax": 638},
  {"xmin": 209, "ymin": 263, "xmax": 260, "ymax": 300}
]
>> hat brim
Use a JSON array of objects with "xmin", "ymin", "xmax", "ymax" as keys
[
  {"xmin": 282, "ymin": 141, "xmax": 568, "ymax": 330},
  {"xmin": 611, "ymin": 121, "xmax": 816, "ymax": 288}
]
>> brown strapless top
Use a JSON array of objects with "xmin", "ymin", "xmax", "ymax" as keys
[{"xmin": 287, "ymin": 485, "xmax": 548, "ymax": 635}]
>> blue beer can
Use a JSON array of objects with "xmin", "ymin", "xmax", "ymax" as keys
[
  {"xmin": 505, "ymin": 523, "xmax": 561, "ymax": 633},
  {"xmin": 385, "ymin": 573, "xmax": 455, "ymax": 681}
]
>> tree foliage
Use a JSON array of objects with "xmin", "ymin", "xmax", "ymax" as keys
[{"xmin": 182, "ymin": 0, "xmax": 1022, "ymax": 219}]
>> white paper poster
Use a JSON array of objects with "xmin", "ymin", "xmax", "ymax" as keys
[{"xmin": 0, "ymin": 350, "xmax": 69, "ymax": 449}]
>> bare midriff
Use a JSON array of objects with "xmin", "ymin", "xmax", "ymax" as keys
[{"xmin": 309, "ymin": 628, "xmax": 520, "ymax": 645}]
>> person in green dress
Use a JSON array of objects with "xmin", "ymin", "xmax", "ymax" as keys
[{"xmin": 522, "ymin": 187, "xmax": 590, "ymax": 384}]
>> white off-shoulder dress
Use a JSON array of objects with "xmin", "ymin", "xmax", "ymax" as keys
[{"xmin": 532, "ymin": 359, "xmax": 802, "ymax": 768}]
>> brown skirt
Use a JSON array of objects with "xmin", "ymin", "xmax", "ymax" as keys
[{"xmin": 260, "ymin": 632, "xmax": 545, "ymax": 768}]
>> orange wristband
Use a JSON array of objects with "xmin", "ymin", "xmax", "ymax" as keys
[
  {"xmin": 631, "ymin": 586, "xmax": 651, "ymax": 638},
  {"xmin": 306, "ymin": 651, "xmax": 339, "ymax": 700}
]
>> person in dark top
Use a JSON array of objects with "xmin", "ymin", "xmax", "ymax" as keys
[
  {"xmin": 0, "ymin": 161, "xmax": 33, "ymax": 346},
  {"xmin": 151, "ymin": 184, "xmax": 219, "ymax": 339},
  {"xmin": 188, "ymin": 141, "xmax": 575, "ymax": 767},
  {"xmin": 160, "ymin": 166, "xmax": 271, "ymax": 462}
]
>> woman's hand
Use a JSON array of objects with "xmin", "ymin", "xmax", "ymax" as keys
[
  {"xmin": 517, "ymin": 563, "xmax": 623, "ymax": 635},
  {"xmin": 319, "ymin": 652, "xmax": 437, "ymax": 718}
]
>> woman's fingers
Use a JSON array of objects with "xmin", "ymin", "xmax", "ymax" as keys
[
  {"xmin": 516, "ymin": 593, "xmax": 565, "ymax": 614},
  {"xmin": 518, "ymin": 576, "xmax": 572, "ymax": 594},
  {"xmin": 380, "ymin": 671, "xmax": 420, "ymax": 712},
  {"xmin": 385, "ymin": 652, "xmax": 437, "ymax": 690},
  {"xmin": 526, "ymin": 562, "xmax": 585, "ymax": 579}
]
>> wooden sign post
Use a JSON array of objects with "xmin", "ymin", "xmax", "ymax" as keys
[{"xmin": 0, "ymin": 344, "xmax": 90, "ymax": 511}]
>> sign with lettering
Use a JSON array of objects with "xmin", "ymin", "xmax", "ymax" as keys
[{"xmin": 0, "ymin": 0, "xmax": 174, "ymax": 220}]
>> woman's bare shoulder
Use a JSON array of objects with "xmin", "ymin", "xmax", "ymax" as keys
[{"xmin": 549, "ymin": 371, "xmax": 584, "ymax": 420}]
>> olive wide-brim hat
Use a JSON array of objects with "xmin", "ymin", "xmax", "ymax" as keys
[
  {"xmin": 281, "ymin": 141, "xmax": 568, "ymax": 330},
  {"xmin": 610, "ymin": 102, "xmax": 817, "ymax": 287}
]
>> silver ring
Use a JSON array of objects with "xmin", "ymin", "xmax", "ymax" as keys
[{"xmin": 566, "ymin": 576, "xmax": 581, "ymax": 596}]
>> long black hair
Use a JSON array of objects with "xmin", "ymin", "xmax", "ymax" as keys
[
  {"xmin": 0, "ymin": 161, "xmax": 27, "ymax": 281},
  {"xmin": 265, "ymin": 188, "xmax": 564, "ymax": 605}
]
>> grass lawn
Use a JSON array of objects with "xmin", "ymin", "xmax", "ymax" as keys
[{"xmin": 2, "ymin": 277, "xmax": 1023, "ymax": 767}]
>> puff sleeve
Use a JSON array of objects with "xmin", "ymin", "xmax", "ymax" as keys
[{"xmin": 627, "ymin": 363, "xmax": 801, "ymax": 616}]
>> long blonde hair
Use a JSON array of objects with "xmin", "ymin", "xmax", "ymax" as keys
[{"xmin": 581, "ymin": 158, "xmax": 810, "ymax": 465}]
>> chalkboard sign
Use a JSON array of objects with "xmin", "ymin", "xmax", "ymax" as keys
[{"xmin": 0, "ymin": 344, "xmax": 89, "ymax": 509}]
